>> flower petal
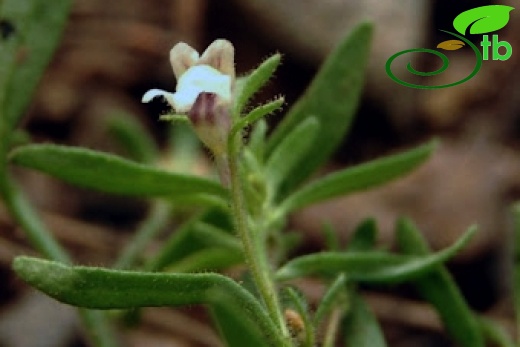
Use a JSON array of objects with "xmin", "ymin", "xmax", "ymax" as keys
[
  {"xmin": 169, "ymin": 42, "xmax": 200, "ymax": 80},
  {"xmin": 175, "ymin": 65, "xmax": 232, "ymax": 106},
  {"xmin": 141, "ymin": 89, "xmax": 176, "ymax": 106},
  {"xmin": 198, "ymin": 39, "xmax": 235, "ymax": 80}
]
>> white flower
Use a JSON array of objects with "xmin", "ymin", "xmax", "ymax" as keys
[
  {"xmin": 142, "ymin": 40, "xmax": 235, "ymax": 157},
  {"xmin": 142, "ymin": 40, "xmax": 235, "ymax": 113}
]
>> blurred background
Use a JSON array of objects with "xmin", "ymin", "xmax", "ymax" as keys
[{"xmin": 1, "ymin": 0, "xmax": 520, "ymax": 346}]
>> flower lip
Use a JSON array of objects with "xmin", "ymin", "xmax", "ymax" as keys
[{"xmin": 173, "ymin": 65, "xmax": 232, "ymax": 112}]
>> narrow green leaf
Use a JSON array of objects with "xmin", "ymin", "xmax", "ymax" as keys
[
  {"xmin": 453, "ymin": 5, "xmax": 514, "ymax": 35},
  {"xmin": 114, "ymin": 202, "xmax": 171, "ymax": 270},
  {"xmin": 234, "ymin": 54, "xmax": 281, "ymax": 116},
  {"xmin": 146, "ymin": 210, "xmax": 234, "ymax": 272},
  {"xmin": 248, "ymin": 118, "xmax": 268, "ymax": 161},
  {"xmin": 0, "ymin": 177, "xmax": 70, "ymax": 262},
  {"xmin": 266, "ymin": 23, "xmax": 373, "ymax": 195},
  {"xmin": 211, "ymin": 302, "xmax": 266, "ymax": 347},
  {"xmin": 322, "ymin": 223, "xmax": 341, "ymax": 251},
  {"xmin": 230, "ymin": 97, "xmax": 284, "ymax": 139},
  {"xmin": 0, "ymin": 0, "xmax": 73, "ymax": 128},
  {"xmin": 478, "ymin": 316, "xmax": 516, "ymax": 347},
  {"xmin": 396, "ymin": 218, "xmax": 484, "ymax": 347},
  {"xmin": 314, "ymin": 274, "xmax": 348, "ymax": 326},
  {"xmin": 106, "ymin": 113, "xmax": 158, "ymax": 164},
  {"xmin": 276, "ymin": 226, "xmax": 476, "ymax": 282},
  {"xmin": 165, "ymin": 248, "xmax": 242, "ymax": 273},
  {"xmin": 13, "ymin": 256, "xmax": 284, "ymax": 346},
  {"xmin": 8, "ymin": 129, "xmax": 31, "ymax": 149},
  {"xmin": 346, "ymin": 218, "xmax": 377, "ymax": 252},
  {"xmin": 191, "ymin": 222, "xmax": 241, "ymax": 252},
  {"xmin": 9, "ymin": 144, "xmax": 227, "ymax": 198},
  {"xmin": 146, "ymin": 213, "xmax": 210, "ymax": 272},
  {"xmin": 342, "ymin": 294, "xmax": 387, "ymax": 347},
  {"xmin": 266, "ymin": 117, "xmax": 320, "ymax": 195},
  {"xmin": 280, "ymin": 140, "xmax": 437, "ymax": 213}
]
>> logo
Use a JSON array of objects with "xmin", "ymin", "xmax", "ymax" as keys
[{"xmin": 385, "ymin": 5, "xmax": 514, "ymax": 89}]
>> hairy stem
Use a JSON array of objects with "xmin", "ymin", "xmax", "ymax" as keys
[{"xmin": 227, "ymin": 137, "xmax": 289, "ymax": 342}]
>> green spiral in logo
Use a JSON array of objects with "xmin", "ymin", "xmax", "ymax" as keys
[{"xmin": 385, "ymin": 30, "xmax": 483, "ymax": 89}]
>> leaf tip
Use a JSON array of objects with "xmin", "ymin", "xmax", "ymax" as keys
[
  {"xmin": 12, "ymin": 256, "xmax": 50, "ymax": 284},
  {"xmin": 12, "ymin": 255, "xmax": 29, "ymax": 273},
  {"xmin": 275, "ymin": 267, "xmax": 292, "ymax": 282}
]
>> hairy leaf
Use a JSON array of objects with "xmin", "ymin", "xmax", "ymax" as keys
[
  {"xmin": 342, "ymin": 294, "xmax": 387, "ymax": 347},
  {"xmin": 266, "ymin": 117, "xmax": 320, "ymax": 195},
  {"xmin": 211, "ymin": 303, "xmax": 266, "ymax": 347},
  {"xmin": 230, "ymin": 97, "xmax": 284, "ymax": 139},
  {"xmin": 280, "ymin": 140, "xmax": 437, "ymax": 213},
  {"xmin": 13, "ymin": 256, "xmax": 284, "ymax": 346},
  {"xmin": 267, "ymin": 23, "xmax": 373, "ymax": 195},
  {"xmin": 234, "ymin": 54, "xmax": 281, "ymax": 116},
  {"xmin": 397, "ymin": 218, "xmax": 484, "ymax": 347},
  {"xmin": 314, "ymin": 274, "xmax": 348, "ymax": 326},
  {"xmin": 346, "ymin": 218, "xmax": 377, "ymax": 252},
  {"xmin": 106, "ymin": 113, "xmax": 158, "ymax": 164},
  {"xmin": 276, "ymin": 226, "xmax": 476, "ymax": 281},
  {"xmin": 9, "ymin": 144, "xmax": 227, "ymax": 198}
]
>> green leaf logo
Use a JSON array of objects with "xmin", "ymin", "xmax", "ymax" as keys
[{"xmin": 453, "ymin": 5, "xmax": 514, "ymax": 35}]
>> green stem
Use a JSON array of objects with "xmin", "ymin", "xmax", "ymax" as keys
[
  {"xmin": 114, "ymin": 201, "xmax": 170, "ymax": 270},
  {"xmin": 79, "ymin": 310, "xmax": 119, "ymax": 347},
  {"xmin": 0, "ymin": 172, "xmax": 70, "ymax": 263},
  {"xmin": 227, "ymin": 138, "xmax": 289, "ymax": 342}
]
